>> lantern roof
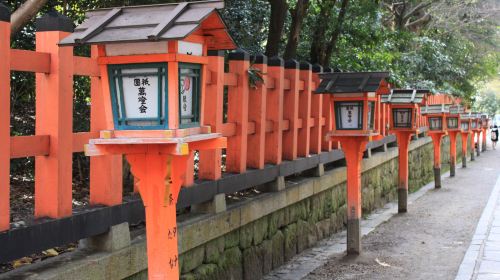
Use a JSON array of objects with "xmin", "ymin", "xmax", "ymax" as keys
[
  {"xmin": 449, "ymin": 105, "xmax": 464, "ymax": 114},
  {"xmin": 380, "ymin": 89, "xmax": 428, "ymax": 104},
  {"xmin": 315, "ymin": 72, "xmax": 389, "ymax": 94},
  {"xmin": 59, "ymin": 0, "xmax": 237, "ymax": 50},
  {"xmin": 421, "ymin": 104, "xmax": 449, "ymax": 115},
  {"xmin": 460, "ymin": 112, "xmax": 472, "ymax": 119}
]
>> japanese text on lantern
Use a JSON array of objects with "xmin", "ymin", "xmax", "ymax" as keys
[{"xmin": 134, "ymin": 77, "xmax": 150, "ymax": 114}]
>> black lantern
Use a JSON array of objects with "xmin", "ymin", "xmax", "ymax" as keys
[
  {"xmin": 429, "ymin": 117, "xmax": 443, "ymax": 131},
  {"xmin": 381, "ymin": 89, "xmax": 427, "ymax": 131},
  {"xmin": 392, "ymin": 108, "xmax": 413, "ymax": 128},
  {"xmin": 447, "ymin": 117, "xmax": 459, "ymax": 129},
  {"xmin": 315, "ymin": 72, "xmax": 389, "ymax": 136},
  {"xmin": 422, "ymin": 104, "xmax": 448, "ymax": 133},
  {"xmin": 334, "ymin": 101, "xmax": 363, "ymax": 130}
]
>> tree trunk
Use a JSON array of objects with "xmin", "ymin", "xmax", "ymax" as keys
[
  {"xmin": 283, "ymin": 0, "xmax": 309, "ymax": 59},
  {"xmin": 309, "ymin": 0, "xmax": 337, "ymax": 65},
  {"xmin": 265, "ymin": 0, "xmax": 287, "ymax": 57},
  {"xmin": 11, "ymin": 0, "xmax": 49, "ymax": 37},
  {"xmin": 323, "ymin": 0, "xmax": 350, "ymax": 66}
]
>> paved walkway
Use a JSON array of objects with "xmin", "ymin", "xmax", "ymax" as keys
[
  {"xmin": 265, "ymin": 141, "xmax": 500, "ymax": 280},
  {"xmin": 456, "ymin": 159, "xmax": 500, "ymax": 280}
]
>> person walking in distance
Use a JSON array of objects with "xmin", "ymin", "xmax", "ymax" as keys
[{"xmin": 491, "ymin": 125, "xmax": 499, "ymax": 150}]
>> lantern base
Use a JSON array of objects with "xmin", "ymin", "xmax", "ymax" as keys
[
  {"xmin": 347, "ymin": 218, "xmax": 361, "ymax": 255},
  {"xmin": 398, "ymin": 189, "xmax": 408, "ymax": 213},
  {"xmin": 433, "ymin": 167, "xmax": 441, "ymax": 189}
]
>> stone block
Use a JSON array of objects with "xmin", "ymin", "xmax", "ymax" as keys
[
  {"xmin": 243, "ymin": 246, "xmax": 263, "ymax": 280},
  {"xmin": 259, "ymin": 240, "xmax": 273, "ymax": 275},
  {"xmin": 205, "ymin": 236, "xmax": 225, "ymax": 264},
  {"xmin": 191, "ymin": 193, "xmax": 226, "ymax": 214},
  {"xmin": 180, "ymin": 273, "xmax": 196, "ymax": 280},
  {"xmin": 271, "ymin": 230, "xmax": 285, "ymax": 269},
  {"xmin": 317, "ymin": 218, "xmax": 331, "ymax": 238},
  {"xmin": 225, "ymin": 229, "xmax": 240, "ymax": 249},
  {"xmin": 296, "ymin": 219, "xmax": 309, "ymax": 252},
  {"xmin": 253, "ymin": 217, "xmax": 269, "ymax": 246},
  {"xmin": 283, "ymin": 223, "xmax": 297, "ymax": 261},
  {"xmin": 307, "ymin": 221, "xmax": 319, "ymax": 248},
  {"xmin": 181, "ymin": 245, "xmax": 205, "ymax": 274},
  {"xmin": 259, "ymin": 176, "xmax": 285, "ymax": 192},
  {"xmin": 268, "ymin": 209, "xmax": 285, "ymax": 237},
  {"xmin": 218, "ymin": 247, "xmax": 243, "ymax": 280},
  {"xmin": 194, "ymin": 263, "xmax": 218, "ymax": 280},
  {"xmin": 79, "ymin": 222, "xmax": 131, "ymax": 253},
  {"xmin": 239, "ymin": 223, "xmax": 254, "ymax": 249}
]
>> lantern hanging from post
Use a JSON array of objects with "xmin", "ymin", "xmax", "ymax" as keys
[
  {"xmin": 59, "ymin": 2, "xmax": 237, "ymax": 279},
  {"xmin": 381, "ymin": 88, "xmax": 428, "ymax": 213},
  {"xmin": 422, "ymin": 102, "xmax": 450, "ymax": 189},
  {"xmin": 315, "ymin": 71, "xmax": 389, "ymax": 255}
]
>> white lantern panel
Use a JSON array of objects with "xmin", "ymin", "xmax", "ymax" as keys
[
  {"xmin": 336, "ymin": 102, "xmax": 362, "ymax": 129},
  {"xmin": 461, "ymin": 121, "xmax": 469, "ymax": 130},
  {"xmin": 180, "ymin": 72, "xmax": 194, "ymax": 121},
  {"xmin": 178, "ymin": 41, "xmax": 203, "ymax": 56},
  {"xmin": 393, "ymin": 108, "xmax": 412, "ymax": 128},
  {"xmin": 120, "ymin": 68, "xmax": 160, "ymax": 119},
  {"xmin": 447, "ymin": 117, "xmax": 458, "ymax": 129},
  {"xmin": 429, "ymin": 117, "xmax": 442, "ymax": 130}
]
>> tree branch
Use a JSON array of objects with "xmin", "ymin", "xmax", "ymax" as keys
[{"xmin": 11, "ymin": 0, "xmax": 49, "ymax": 37}]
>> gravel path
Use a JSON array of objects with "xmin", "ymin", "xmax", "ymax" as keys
[{"xmin": 304, "ymin": 146, "xmax": 500, "ymax": 280}]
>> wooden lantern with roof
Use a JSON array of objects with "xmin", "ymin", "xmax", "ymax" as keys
[
  {"xmin": 314, "ymin": 71, "xmax": 389, "ymax": 256},
  {"xmin": 421, "ymin": 104, "xmax": 449, "ymax": 133},
  {"xmin": 315, "ymin": 72, "xmax": 389, "ymax": 138},
  {"xmin": 381, "ymin": 89, "xmax": 427, "ymax": 132},
  {"xmin": 421, "ymin": 103, "xmax": 450, "ymax": 188},
  {"xmin": 59, "ymin": 1, "xmax": 236, "ymax": 279},
  {"xmin": 460, "ymin": 112, "xmax": 472, "ymax": 133},
  {"xmin": 447, "ymin": 105, "xmax": 463, "ymax": 132},
  {"xmin": 380, "ymin": 88, "xmax": 427, "ymax": 213}
]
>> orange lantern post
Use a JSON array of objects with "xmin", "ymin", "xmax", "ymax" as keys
[
  {"xmin": 460, "ymin": 113, "xmax": 472, "ymax": 167},
  {"xmin": 315, "ymin": 71, "xmax": 389, "ymax": 254},
  {"xmin": 422, "ymin": 104, "xmax": 449, "ymax": 188},
  {"xmin": 60, "ymin": 2, "xmax": 236, "ymax": 279},
  {"xmin": 382, "ymin": 89, "xmax": 427, "ymax": 212},
  {"xmin": 481, "ymin": 114, "xmax": 489, "ymax": 151},
  {"xmin": 471, "ymin": 113, "xmax": 482, "ymax": 157},
  {"xmin": 447, "ymin": 105, "xmax": 462, "ymax": 177}
]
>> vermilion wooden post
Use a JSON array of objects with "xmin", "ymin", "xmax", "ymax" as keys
[
  {"xmin": 482, "ymin": 128, "xmax": 487, "ymax": 152},
  {"xmin": 395, "ymin": 132, "xmax": 412, "ymax": 212},
  {"xmin": 265, "ymin": 57, "xmax": 284, "ymax": 164},
  {"xmin": 470, "ymin": 132, "xmax": 476, "ymax": 161},
  {"xmin": 34, "ymin": 12, "xmax": 74, "ymax": 218},
  {"xmin": 283, "ymin": 60, "xmax": 300, "ymax": 160},
  {"xmin": 430, "ymin": 133, "xmax": 445, "ymax": 188},
  {"xmin": 475, "ymin": 131, "xmax": 481, "ymax": 157},
  {"xmin": 448, "ymin": 131, "xmax": 459, "ymax": 177},
  {"xmin": 297, "ymin": 62, "xmax": 312, "ymax": 157},
  {"xmin": 310, "ymin": 64, "xmax": 323, "ymax": 154},
  {"xmin": 226, "ymin": 50, "xmax": 250, "ymax": 173},
  {"xmin": 127, "ymin": 153, "xmax": 188, "ymax": 280},
  {"xmin": 0, "ymin": 4, "xmax": 10, "ymax": 231},
  {"xmin": 338, "ymin": 137, "xmax": 369, "ymax": 254},
  {"xmin": 199, "ymin": 50, "xmax": 224, "ymax": 180},
  {"xmin": 247, "ymin": 54, "xmax": 267, "ymax": 169},
  {"xmin": 90, "ymin": 46, "xmax": 123, "ymax": 206},
  {"xmin": 460, "ymin": 132, "xmax": 469, "ymax": 168}
]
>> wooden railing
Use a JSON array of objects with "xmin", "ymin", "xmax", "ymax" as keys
[{"xmin": 0, "ymin": 13, "xmax": 443, "ymax": 263}]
